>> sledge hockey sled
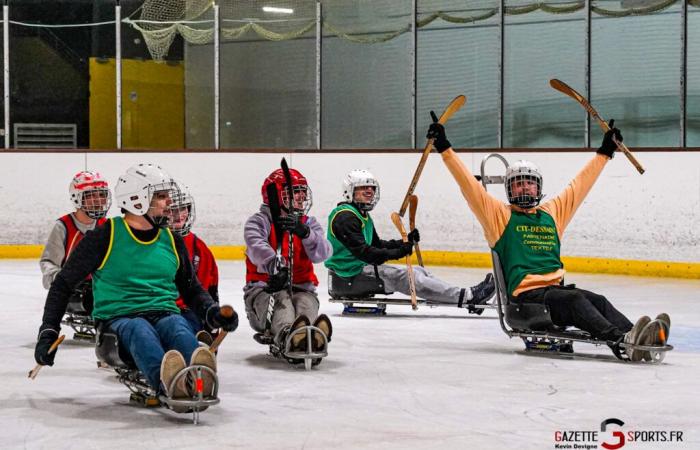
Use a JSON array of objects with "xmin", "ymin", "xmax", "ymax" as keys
[
  {"xmin": 491, "ymin": 251, "xmax": 673, "ymax": 363},
  {"xmin": 480, "ymin": 153, "xmax": 672, "ymax": 363},
  {"xmin": 253, "ymin": 324, "xmax": 329, "ymax": 371},
  {"xmin": 327, "ymin": 269, "xmax": 493, "ymax": 315},
  {"xmin": 95, "ymin": 324, "xmax": 220, "ymax": 424}
]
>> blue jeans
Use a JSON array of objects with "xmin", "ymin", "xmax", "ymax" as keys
[
  {"xmin": 180, "ymin": 308, "xmax": 203, "ymax": 334},
  {"xmin": 108, "ymin": 312, "xmax": 199, "ymax": 391}
]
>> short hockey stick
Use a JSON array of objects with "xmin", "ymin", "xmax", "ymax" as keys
[
  {"xmin": 399, "ymin": 95, "xmax": 467, "ymax": 217},
  {"xmin": 390, "ymin": 212, "xmax": 418, "ymax": 310},
  {"xmin": 408, "ymin": 195, "xmax": 423, "ymax": 267},
  {"xmin": 549, "ymin": 79, "xmax": 645, "ymax": 175},
  {"xmin": 264, "ymin": 182, "xmax": 284, "ymax": 338},
  {"xmin": 280, "ymin": 157, "xmax": 295, "ymax": 301},
  {"xmin": 28, "ymin": 334, "xmax": 65, "ymax": 379},
  {"xmin": 209, "ymin": 305, "xmax": 234, "ymax": 353}
]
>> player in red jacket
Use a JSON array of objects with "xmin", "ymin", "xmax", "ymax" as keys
[{"xmin": 169, "ymin": 183, "xmax": 220, "ymax": 344}]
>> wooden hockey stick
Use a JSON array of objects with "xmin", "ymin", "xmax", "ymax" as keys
[
  {"xmin": 408, "ymin": 195, "xmax": 423, "ymax": 267},
  {"xmin": 549, "ymin": 79, "xmax": 645, "ymax": 174},
  {"xmin": 391, "ymin": 212, "xmax": 418, "ymax": 310},
  {"xmin": 209, "ymin": 305, "xmax": 234, "ymax": 353},
  {"xmin": 399, "ymin": 95, "xmax": 467, "ymax": 217},
  {"xmin": 28, "ymin": 334, "xmax": 65, "ymax": 379}
]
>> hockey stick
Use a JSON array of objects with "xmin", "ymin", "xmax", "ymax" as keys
[
  {"xmin": 209, "ymin": 305, "xmax": 234, "ymax": 353},
  {"xmin": 28, "ymin": 334, "xmax": 65, "ymax": 379},
  {"xmin": 390, "ymin": 212, "xmax": 418, "ymax": 310},
  {"xmin": 399, "ymin": 95, "xmax": 466, "ymax": 217},
  {"xmin": 549, "ymin": 79, "xmax": 645, "ymax": 175},
  {"xmin": 408, "ymin": 194, "xmax": 423, "ymax": 267},
  {"xmin": 263, "ymin": 182, "xmax": 284, "ymax": 338},
  {"xmin": 280, "ymin": 157, "xmax": 295, "ymax": 302}
]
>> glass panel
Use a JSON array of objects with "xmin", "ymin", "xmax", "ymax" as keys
[
  {"xmin": 591, "ymin": 0, "xmax": 681, "ymax": 147},
  {"xmin": 504, "ymin": 1, "xmax": 586, "ymax": 147},
  {"xmin": 9, "ymin": 0, "xmax": 116, "ymax": 149},
  {"xmin": 120, "ymin": 0, "xmax": 186, "ymax": 149},
  {"xmin": 0, "ymin": 13, "xmax": 4, "ymax": 149},
  {"xmin": 219, "ymin": 1, "xmax": 317, "ymax": 149},
  {"xmin": 184, "ymin": 7, "xmax": 214, "ymax": 149},
  {"xmin": 322, "ymin": 0, "xmax": 413, "ymax": 149},
  {"xmin": 417, "ymin": 0, "xmax": 499, "ymax": 148},
  {"xmin": 688, "ymin": 2, "xmax": 700, "ymax": 146}
]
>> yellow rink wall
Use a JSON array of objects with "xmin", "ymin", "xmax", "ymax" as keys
[{"xmin": 3, "ymin": 245, "xmax": 697, "ymax": 279}]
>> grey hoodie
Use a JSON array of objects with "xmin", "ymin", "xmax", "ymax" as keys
[{"xmin": 244, "ymin": 205, "xmax": 331, "ymax": 293}]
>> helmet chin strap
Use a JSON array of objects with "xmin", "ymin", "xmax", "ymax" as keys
[{"xmin": 144, "ymin": 213, "xmax": 168, "ymax": 228}]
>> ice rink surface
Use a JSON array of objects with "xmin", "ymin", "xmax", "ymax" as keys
[{"xmin": 2, "ymin": 260, "xmax": 699, "ymax": 449}]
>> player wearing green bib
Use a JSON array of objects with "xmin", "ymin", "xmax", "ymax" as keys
[{"xmin": 430, "ymin": 118, "xmax": 669, "ymax": 362}]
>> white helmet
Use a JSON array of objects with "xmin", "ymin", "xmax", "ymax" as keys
[
  {"xmin": 169, "ymin": 183, "xmax": 196, "ymax": 236},
  {"xmin": 115, "ymin": 164, "xmax": 179, "ymax": 225},
  {"xmin": 505, "ymin": 160, "xmax": 543, "ymax": 209},
  {"xmin": 69, "ymin": 171, "xmax": 112, "ymax": 219},
  {"xmin": 342, "ymin": 169, "xmax": 380, "ymax": 212}
]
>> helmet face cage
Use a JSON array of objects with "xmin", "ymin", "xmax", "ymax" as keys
[
  {"xmin": 351, "ymin": 182, "xmax": 380, "ymax": 212},
  {"xmin": 282, "ymin": 184, "xmax": 313, "ymax": 216},
  {"xmin": 343, "ymin": 170, "xmax": 380, "ymax": 212},
  {"xmin": 505, "ymin": 162, "xmax": 543, "ymax": 209},
  {"xmin": 168, "ymin": 189, "xmax": 195, "ymax": 236},
  {"xmin": 147, "ymin": 181, "xmax": 180, "ymax": 227},
  {"xmin": 80, "ymin": 188, "xmax": 112, "ymax": 219}
]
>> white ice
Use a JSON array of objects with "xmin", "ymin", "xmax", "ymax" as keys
[{"xmin": 2, "ymin": 260, "xmax": 699, "ymax": 449}]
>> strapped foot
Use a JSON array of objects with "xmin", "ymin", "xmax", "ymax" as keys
[
  {"xmin": 312, "ymin": 314, "xmax": 332, "ymax": 351},
  {"xmin": 623, "ymin": 315, "xmax": 651, "ymax": 362},
  {"xmin": 196, "ymin": 330, "xmax": 214, "ymax": 347},
  {"xmin": 160, "ymin": 350, "xmax": 190, "ymax": 412},
  {"xmin": 287, "ymin": 315, "xmax": 311, "ymax": 353},
  {"xmin": 465, "ymin": 273, "xmax": 495, "ymax": 315},
  {"xmin": 189, "ymin": 347, "xmax": 217, "ymax": 398}
]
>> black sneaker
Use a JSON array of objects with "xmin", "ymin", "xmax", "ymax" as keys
[{"xmin": 467, "ymin": 273, "xmax": 495, "ymax": 315}]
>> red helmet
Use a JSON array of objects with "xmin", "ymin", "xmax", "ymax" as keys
[{"xmin": 261, "ymin": 168, "xmax": 313, "ymax": 215}]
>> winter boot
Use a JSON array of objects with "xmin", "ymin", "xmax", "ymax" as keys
[
  {"xmin": 287, "ymin": 315, "xmax": 311, "ymax": 353},
  {"xmin": 160, "ymin": 350, "xmax": 190, "ymax": 412},
  {"xmin": 312, "ymin": 314, "xmax": 333, "ymax": 351},
  {"xmin": 196, "ymin": 330, "xmax": 214, "ymax": 348},
  {"xmin": 189, "ymin": 347, "xmax": 217, "ymax": 400},
  {"xmin": 465, "ymin": 273, "xmax": 495, "ymax": 315},
  {"xmin": 623, "ymin": 315, "xmax": 651, "ymax": 362}
]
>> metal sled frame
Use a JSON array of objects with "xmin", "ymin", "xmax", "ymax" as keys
[
  {"xmin": 480, "ymin": 154, "xmax": 672, "ymax": 363},
  {"xmin": 327, "ymin": 270, "xmax": 494, "ymax": 315},
  {"xmin": 258, "ymin": 325, "xmax": 329, "ymax": 371},
  {"xmin": 95, "ymin": 328, "xmax": 220, "ymax": 424},
  {"xmin": 61, "ymin": 312, "xmax": 96, "ymax": 342}
]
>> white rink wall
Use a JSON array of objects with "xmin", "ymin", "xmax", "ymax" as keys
[{"xmin": 1, "ymin": 151, "xmax": 698, "ymax": 263}]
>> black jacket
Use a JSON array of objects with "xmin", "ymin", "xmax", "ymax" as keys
[{"xmin": 40, "ymin": 219, "xmax": 215, "ymax": 332}]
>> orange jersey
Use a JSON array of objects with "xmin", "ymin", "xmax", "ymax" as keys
[{"xmin": 441, "ymin": 150, "xmax": 609, "ymax": 296}]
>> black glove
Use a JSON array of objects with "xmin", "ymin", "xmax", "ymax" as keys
[
  {"xmin": 407, "ymin": 228, "xmax": 420, "ymax": 244},
  {"xmin": 426, "ymin": 111, "xmax": 451, "ymax": 152},
  {"xmin": 34, "ymin": 327, "xmax": 59, "ymax": 366},
  {"xmin": 264, "ymin": 266, "xmax": 290, "ymax": 293},
  {"xmin": 205, "ymin": 305, "xmax": 239, "ymax": 332},
  {"xmin": 277, "ymin": 214, "xmax": 310, "ymax": 239},
  {"xmin": 598, "ymin": 119, "xmax": 622, "ymax": 158},
  {"xmin": 396, "ymin": 241, "xmax": 414, "ymax": 258}
]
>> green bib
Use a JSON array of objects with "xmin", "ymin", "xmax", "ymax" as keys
[
  {"xmin": 92, "ymin": 217, "xmax": 181, "ymax": 320},
  {"xmin": 325, "ymin": 203, "xmax": 374, "ymax": 278},
  {"xmin": 493, "ymin": 210, "xmax": 563, "ymax": 296}
]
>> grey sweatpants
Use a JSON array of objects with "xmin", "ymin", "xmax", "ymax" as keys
[
  {"xmin": 244, "ymin": 285, "xmax": 320, "ymax": 337},
  {"xmin": 364, "ymin": 264, "xmax": 469, "ymax": 305}
]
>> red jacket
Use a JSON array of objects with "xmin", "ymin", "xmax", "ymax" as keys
[
  {"xmin": 176, "ymin": 232, "xmax": 219, "ymax": 309},
  {"xmin": 58, "ymin": 214, "xmax": 107, "ymax": 265},
  {"xmin": 245, "ymin": 216, "xmax": 319, "ymax": 286}
]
